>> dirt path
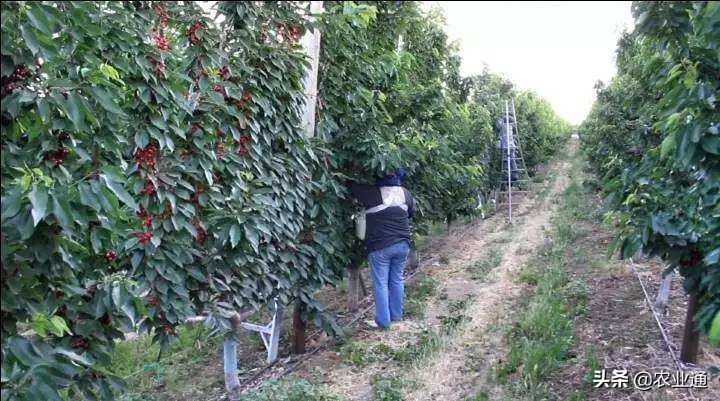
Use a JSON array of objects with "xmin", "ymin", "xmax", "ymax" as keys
[
  {"xmin": 404, "ymin": 159, "xmax": 571, "ymax": 401},
  {"xmin": 290, "ymin": 153, "xmax": 574, "ymax": 400}
]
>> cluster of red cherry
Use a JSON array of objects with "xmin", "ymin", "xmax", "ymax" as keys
[
  {"xmin": 1, "ymin": 64, "xmax": 32, "ymax": 98},
  {"xmin": 137, "ymin": 207, "xmax": 153, "ymax": 228},
  {"xmin": 141, "ymin": 178, "xmax": 156, "ymax": 196},
  {"xmin": 133, "ymin": 144, "xmax": 158, "ymax": 171},
  {"xmin": 104, "ymin": 250, "xmax": 117, "ymax": 262},
  {"xmin": 136, "ymin": 231, "xmax": 153, "ymax": 244},
  {"xmin": 150, "ymin": 57, "xmax": 165, "ymax": 78},
  {"xmin": 151, "ymin": 5, "xmax": 170, "ymax": 50},
  {"xmin": 215, "ymin": 129, "xmax": 226, "ymax": 158},
  {"xmin": 277, "ymin": 23, "xmax": 301, "ymax": 44},
  {"xmin": 154, "ymin": 5, "xmax": 169, "ymax": 27},
  {"xmin": 44, "ymin": 147, "xmax": 70, "ymax": 166},
  {"xmin": 190, "ymin": 185, "xmax": 205, "ymax": 207},
  {"xmin": 236, "ymin": 134, "xmax": 250, "ymax": 156},
  {"xmin": 188, "ymin": 20, "xmax": 203, "ymax": 45},
  {"xmin": 218, "ymin": 66, "xmax": 231, "ymax": 80},
  {"xmin": 194, "ymin": 221, "xmax": 207, "ymax": 245}
]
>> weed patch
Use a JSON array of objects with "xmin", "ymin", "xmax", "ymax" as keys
[
  {"xmin": 404, "ymin": 276, "xmax": 438, "ymax": 319},
  {"xmin": 239, "ymin": 377, "xmax": 340, "ymax": 401},
  {"xmin": 371, "ymin": 373, "xmax": 406, "ymax": 401},
  {"xmin": 467, "ymin": 249, "xmax": 502, "ymax": 281}
]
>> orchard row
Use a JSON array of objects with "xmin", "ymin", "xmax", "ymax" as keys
[{"xmin": 0, "ymin": 2, "xmax": 569, "ymax": 399}]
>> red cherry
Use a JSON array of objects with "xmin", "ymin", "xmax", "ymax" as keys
[
  {"xmin": 136, "ymin": 232, "xmax": 153, "ymax": 244},
  {"xmin": 105, "ymin": 250, "xmax": 117, "ymax": 262}
]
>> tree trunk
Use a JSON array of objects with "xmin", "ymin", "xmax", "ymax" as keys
[
  {"xmin": 680, "ymin": 293, "xmax": 700, "ymax": 364},
  {"xmin": 292, "ymin": 301, "xmax": 306, "ymax": 354},
  {"xmin": 407, "ymin": 249, "xmax": 419, "ymax": 272},
  {"xmin": 654, "ymin": 270, "xmax": 674, "ymax": 314},
  {"xmin": 223, "ymin": 338, "xmax": 240, "ymax": 400},
  {"xmin": 347, "ymin": 259, "xmax": 361, "ymax": 312}
]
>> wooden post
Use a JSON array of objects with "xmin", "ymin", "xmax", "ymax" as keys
[
  {"xmin": 292, "ymin": 301, "xmax": 306, "ymax": 354},
  {"xmin": 347, "ymin": 259, "xmax": 361, "ymax": 312},
  {"xmin": 680, "ymin": 293, "xmax": 700, "ymax": 364},
  {"xmin": 301, "ymin": 1, "xmax": 323, "ymax": 138}
]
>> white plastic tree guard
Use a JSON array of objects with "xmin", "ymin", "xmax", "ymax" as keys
[
  {"xmin": 223, "ymin": 299, "xmax": 284, "ymax": 399},
  {"xmin": 240, "ymin": 299, "xmax": 284, "ymax": 363}
]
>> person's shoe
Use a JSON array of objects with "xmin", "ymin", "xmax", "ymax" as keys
[{"xmin": 363, "ymin": 319, "xmax": 388, "ymax": 331}]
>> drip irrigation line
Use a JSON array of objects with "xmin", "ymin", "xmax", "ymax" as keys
[{"xmin": 628, "ymin": 258, "xmax": 697, "ymax": 401}]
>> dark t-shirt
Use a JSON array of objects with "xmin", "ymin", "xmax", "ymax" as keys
[{"xmin": 349, "ymin": 183, "xmax": 415, "ymax": 254}]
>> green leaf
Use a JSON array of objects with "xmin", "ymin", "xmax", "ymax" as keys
[
  {"xmin": 101, "ymin": 165, "xmax": 126, "ymax": 184},
  {"xmin": 52, "ymin": 195, "xmax": 73, "ymax": 228},
  {"xmin": 91, "ymin": 86, "xmax": 125, "ymax": 115},
  {"xmin": 26, "ymin": 7, "xmax": 53, "ymax": 36},
  {"xmin": 66, "ymin": 92, "xmax": 86, "ymax": 131},
  {"xmin": 29, "ymin": 185, "xmax": 49, "ymax": 226},
  {"xmin": 31, "ymin": 314, "xmax": 51, "ymax": 337},
  {"xmin": 1, "ymin": 187, "xmax": 23, "ymax": 219},
  {"xmin": 48, "ymin": 316, "xmax": 72, "ymax": 337},
  {"xmin": 21, "ymin": 175, "xmax": 32, "ymax": 192},
  {"xmin": 244, "ymin": 225, "xmax": 259, "ymax": 253},
  {"xmin": 101, "ymin": 175, "xmax": 138, "ymax": 211},
  {"xmin": 660, "ymin": 134, "xmax": 676, "ymax": 159},
  {"xmin": 704, "ymin": 247, "xmax": 720, "ymax": 266},
  {"xmin": 54, "ymin": 347, "xmax": 92, "ymax": 366},
  {"xmin": 229, "ymin": 224, "xmax": 240, "ymax": 248},
  {"xmin": 710, "ymin": 311, "xmax": 720, "ymax": 347},
  {"xmin": 78, "ymin": 183, "xmax": 100, "ymax": 212},
  {"xmin": 37, "ymin": 99, "xmax": 51, "ymax": 123},
  {"xmin": 8, "ymin": 337, "xmax": 40, "ymax": 366},
  {"xmin": 90, "ymin": 227, "xmax": 102, "ymax": 253},
  {"xmin": 20, "ymin": 25, "xmax": 41, "ymax": 55}
]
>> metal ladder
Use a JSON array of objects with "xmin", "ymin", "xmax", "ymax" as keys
[{"xmin": 495, "ymin": 99, "xmax": 531, "ymax": 223}]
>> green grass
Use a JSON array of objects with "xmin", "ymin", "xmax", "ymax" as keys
[
  {"xmin": 464, "ymin": 391, "xmax": 489, "ymax": 401},
  {"xmin": 467, "ymin": 249, "xmax": 503, "ymax": 280},
  {"xmin": 391, "ymin": 329, "xmax": 443, "ymax": 365},
  {"xmin": 447, "ymin": 295, "xmax": 472, "ymax": 313},
  {"xmin": 404, "ymin": 276, "xmax": 437, "ymax": 319},
  {"xmin": 371, "ymin": 373, "xmax": 406, "ymax": 401},
  {"xmin": 238, "ymin": 377, "xmax": 341, "ymax": 401},
  {"xmin": 339, "ymin": 341, "xmax": 394, "ymax": 368},
  {"xmin": 111, "ymin": 325, "xmax": 223, "ymax": 401},
  {"xmin": 394, "ymin": 297, "xmax": 471, "ymax": 365},
  {"xmin": 583, "ymin": 348, "xmax": 601, "ymax": 387},
  {"xmin": 412, "ymin": 220, "xmax": 448, "ymax": 251}
]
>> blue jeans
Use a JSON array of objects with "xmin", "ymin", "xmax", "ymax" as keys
[{"xmin": 368, "ymin": 241, "xmax": 410, "ymax": 328}]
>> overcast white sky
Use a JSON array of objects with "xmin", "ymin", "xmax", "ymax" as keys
[{"xmin": 424, "ymin": 1, "xmax": 635, "ymax": 125}]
